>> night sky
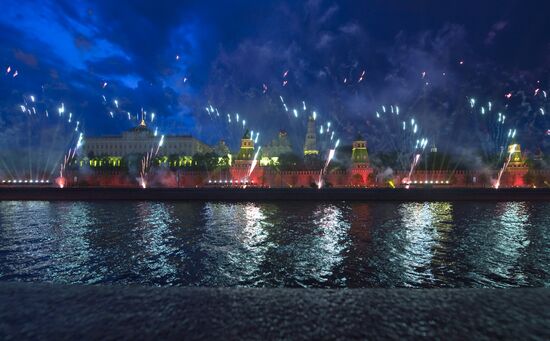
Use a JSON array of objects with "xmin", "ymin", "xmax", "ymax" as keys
[{"xmin": 1, "ymin": 0, "xmax": 550, "ymax": 157}]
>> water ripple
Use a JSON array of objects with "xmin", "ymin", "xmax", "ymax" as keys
[{"xmin": 0, "ymin": 201, "xmax": 548, "ymax": 288}]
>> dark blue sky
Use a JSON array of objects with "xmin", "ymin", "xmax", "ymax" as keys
[{"xmin": 1, "ymin": 0, "xmax": 550, "ymax": 155}]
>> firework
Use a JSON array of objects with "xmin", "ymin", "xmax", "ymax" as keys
[
  {"xmin": 494, "ymin": 143, "xmax": 518, "ymax": 189},
  {"xmin": 247, "ymin": 146, "xmax": 262, "ymax": 178},
  {"xmin": 58, "ymin": 102, "xmax": 65, "ymax": 115},
  {"xmin": 358, "ymin": 69, "xmax": 366, "ymax": 82},
  {"xmin": 318, "ymin": 139, "xmax": 341, "ymax": 188}
]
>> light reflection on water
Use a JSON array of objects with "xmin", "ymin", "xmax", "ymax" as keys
[
  {"xmin": 0, "ymin": 201, "xmax": 548, "ymax": 288},
  {"xmin": 397, "ymin": 202, "xmax": 452, "ymax": 287}
]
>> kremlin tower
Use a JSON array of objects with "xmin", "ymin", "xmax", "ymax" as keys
[
  {"xmin": 349, "ymin": 134, "xmax": 373, "ymax": 186},
  {"xmin": 303, "ymin": 116, "xmax": 319, "ymax": 157}
]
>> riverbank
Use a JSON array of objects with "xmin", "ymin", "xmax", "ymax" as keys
[
  {"xmin": 0, "ymin": 282, "xmax": 548, "ymax": 340},
  {"xmin": 1, "ymin": 186, "xmax": 550, "ymax": 201}
]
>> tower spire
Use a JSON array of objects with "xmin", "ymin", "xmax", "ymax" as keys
[
  {"xmin": 303, "ymin": 116, "xmax": 318, "ymax": 156},
  {"xmin": 139, "ymin": 108, "xmax": 146, "ymax": 126}
]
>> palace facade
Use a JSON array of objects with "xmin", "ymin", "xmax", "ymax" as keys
[{"xmin": 83, "ymin": 119, "xmax": 211, "ymax": 159}]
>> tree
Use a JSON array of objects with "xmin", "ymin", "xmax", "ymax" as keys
[
  {"xmin": 278, "ymin": 152, "xmax": 304, "ymax": 171},
  {"xmin": 523, "ymin": 171, "xmax": 536, "ymax": 186},
  {"xmin": 477, "ymin": 172, "xmax": 491, "ymax": 187},
  {"xmin": 217, "ymin": 154, "xmax": 230, "ymax": 169},
  {"xmin": 367, "ymin": 171, "xmax": 376, "ymax": 185},
  {"xmin": 192, "ymin": 152, "xmax": 220, "ymax": 171},
  {"xmin": 536, "ymin": 173, "xmax": 548, "ymax": 187}
]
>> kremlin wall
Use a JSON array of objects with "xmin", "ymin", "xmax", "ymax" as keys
[{"xmin": 63, "ymin": 117, "xmax": 549, "ymax": 189}]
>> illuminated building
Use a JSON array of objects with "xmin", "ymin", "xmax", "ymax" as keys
[
  {"xmin": 349, "ymin": 135, "xmax": 372, "ymax": 186},
  {"xmin": 303, "ymin": 116, "xmax": 318, "ymax": 157},
  {"xmin": 503, "ymin": 141, "xmax": 528, "ymax": 187},
  {"xmin": 351, "ymin": 135, "xmax": 369, "ymax": 164},
  {"xmin": 82, "ymin": 119, "xmax": 211, "ymax": 170},
  {"xmin": 507, "ymin": 142, "xmax": 526, "ymax": 168},
  {"xmin": 260, "ymin": 130, "xmax": 292, "ymax": 166},
  {"xmin": 236, "ymin": 130, "xmax": 254, "ymax": 161},
  {"xmin": 230, "ymin": 129, "xmax": 257, "ymax": 182},
  {"xmin": 83, "ymin": 119, "xmax": 211, "ymax": 159}
]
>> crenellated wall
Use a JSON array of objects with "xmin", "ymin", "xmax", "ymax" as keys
[
  {"xmin": 65, "ymin": 165, "xmax": 550, "ymax": 188},
  {"xmin": 390, "ymin": 168, "xmax": 530, "ymax": 187}
]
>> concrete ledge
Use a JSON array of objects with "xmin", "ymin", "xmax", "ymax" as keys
[
  {"xmin": 0, "ymin": 282, "xmax": 548, "ymax": 340},
  {"xmin": 1, "ymin": 187, "xmax": 550, "ymax": 201}
]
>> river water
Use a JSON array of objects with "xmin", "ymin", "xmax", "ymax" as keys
[{"xmin": 0, "ymin": 201, "xmax": 548, "ymax": 288}]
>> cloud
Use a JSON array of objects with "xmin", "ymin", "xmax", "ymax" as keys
[
  {"xmin": 316, "ymin": 32, "xmax": 335, "ymax": 49},
  {"xmin": 74, "ymin": 35, "xmax": 92, "ymax": 50},
  {"xmin": 13, "ymin": 49, "xmax": 38, "ymax": 67},
  {"xmin": 318, "ymin": 4, "xmax": 339, "ymax": 24},
  {"xmin": 339, "ymin": 22, "xmax": 361, "ymax": 35},
  {"xmin": 0, "ymin": 0, "xmax": 549, "ymax": 157},
  {"xmin": 485, "ymin": 20, "xmax": 508, "ymax": 45},
  {"xmin": 86, "ymin": 56, "xmax": 136, "ymax": 76}
]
